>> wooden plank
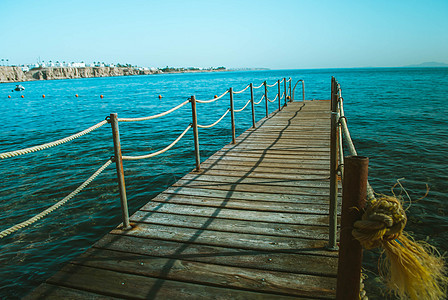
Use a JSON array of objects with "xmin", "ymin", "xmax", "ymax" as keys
[
  {"xmin": 178, "ymin": 174, "xmax": 331, "ymax": 189},
  {"xmin": 93, "ymin": 234, "xmax": 338, "ymax": 276},
  {"xmin": 163, "ymin": 186, "xmax": 335, "ymax": 203},
  {"xmin": 130, "ymin": 210, "xmax": 330, "ymax": 239},
  {"xmin": 70, "ymin": 248, "xmax": 336, "ymax": 299},
  {"xmin": 172, "ymin": 180, "xmax": 332, "ymax": 196},
  {"xmin": 111, "ymin": 222, "xmax": 331, "ymax": 255},
  {"xmin": 24, "ymin": 283, "xmax": 121, "ymax": 300},
  {"xmin": 151, "ymin": 193, "xmax": 335, "ymax": 213},
  {"xmin": 139, "ymin": 202, "xmax": 332, "ymax": 225},
  {"xmin": 45, "ymin": 264, "xmax": 301, "ymax": 299}
]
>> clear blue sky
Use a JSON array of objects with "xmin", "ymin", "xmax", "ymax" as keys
[{"xmin": 1, "ymin": 0, "xmax": 447, "ymax": 69}]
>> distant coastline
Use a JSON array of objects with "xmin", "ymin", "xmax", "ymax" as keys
[{"xmin": 0, "ymin": 66, "xmax": 230, "ymax": 83}]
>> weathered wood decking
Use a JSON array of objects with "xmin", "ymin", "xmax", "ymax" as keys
[{"xmin": 27, "ymin": 100, "xmax": 341, "ymax": 299}]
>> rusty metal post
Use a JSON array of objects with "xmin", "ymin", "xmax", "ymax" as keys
[
  {"xmin": 277, "ymin": 80, "xmax": 281, "ymax": 111},
  {"xmin": 250, "ymin": 83, "xmax": 255, "ymax": 128},
  {"xmin": 283, "ymin": 77, "xmax": 287, "ymax": 107},
  {"xmin": 301, "ymin": 80, "xmax": 305, "ymax": 101},
  {"xmin": 109, "ymin": 113, "xmax": 131, "ymax": 230},
  {"xmin": 289, "ymin": 78, "xmax": 292, "ymax": 102},
  {"xmin": 264, "ymin": 81, "xmax": 268, "ymax": 117},
  {"xmin": 229, "ymin": 87, "xmax": 236, "ymax": 144},
  {"xmin": 336, "ymin": 156, "xmax": 369, "ymax": 300},
  {"xmin": 190, "ymin": 96, "xmax": 201, "ymax": 171},
  {"xmin": 328, "ymin": 77, "xmax": 338, "ymax": 250}
]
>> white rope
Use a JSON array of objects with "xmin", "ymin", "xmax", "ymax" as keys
[
  {"xmin": 0, "ymin": 120, "xmax": 108, "ymax": 160},
  {"xmin": 267, "ymin": 94, "xmax": 278, "ymax": 103},
  {"xmin": 122, "ymin": 125, "xmax": 192, "ymax": 160},
  {"xmin": 234, "ymin": 99, "xmax": 251, "ymax": 113},
  {"xmin": 286, "ymin": 78, "xmax": 292, "ymax": 83},
  {"xmin": 266, "ymin": 81, "xmax": 278, "ymax": 87},
  {"xmin": 232, "ymin": 84, "xmax": 250, "ymax": 94},
  {"xmin": 0, "ymin": 159, "xmax": 113, "ymax": 238},
  {"xmin": 253, "ymin": 82, "xmax": 264, "ymax": 89},
  {"xmin": 254, "ymin": 95, "xmax": 264, "ymax": 105},
  {"xmin": 196, "ymin": 90, "xmax": 229, "ymax": 104},
  {"xmin": 118, "ymin": 100, "xmax": 190, "ymax": 122},
  {"xmin": 198, "ymin": 109, "xmax": 230, "ymax": 128},
  {"xmin": 280, "ymin": 92, "xmax": 285, "ymax": 100}
]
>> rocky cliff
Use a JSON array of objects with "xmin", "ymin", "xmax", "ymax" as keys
[
  {"xmin": 0, "ymin": 67, "xmax": 28, "ymax": 83},
  {"xmin": 0, "ymin": 66, "xmax": 159, "ymax": 83}
]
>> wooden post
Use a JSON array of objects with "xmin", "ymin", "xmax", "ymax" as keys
[
  {"xmin": 277, "ymin": 80, "xmax": 281, "ymax": 111},
  {"xmin": 328, "ymin": 77, "xmax": 338, "ymax": 250},
  {"xmin": 109, "ymin": 113, "xmax": 131, "ymax": 230},
  {"xmin": 336, "ymin": 156, "xmax": 369, "ymax": 300},
  {"xmin": 250, "ymin": 83, "xmax": 255, "ymax": 128},
  {"xmin": 264, "ymin": 81, "xmax": 268, "ymax": 117},
  {"xmin": 229, "ymin": 87, "xmax": 236, "ymax": 144},
  {"xmin": 190, "ymin": 96, "xmax": 201, "ymax": 171},
  {"xmin": 283, "ymin": 77, "xmax": 287, "ymax": 107}
]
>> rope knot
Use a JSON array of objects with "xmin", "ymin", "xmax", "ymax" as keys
[{"xmin": 352, "ymin": 196, "xmax": 407, "ymax": 249}]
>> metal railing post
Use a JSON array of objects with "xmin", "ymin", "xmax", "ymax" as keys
[
  {"xmin": 190, "ymin": 96, "xmax": 201, "ymax": 171},
  {"xmin": 289, "ymin": 77, "xmax": 292, "ymax": 102},
  {"xmin": 264, "ymin": 81, "xmax": 269, "ymax": 117},
  {"xmin": 328, "ymin": 77, "xmax": 338, "ymax": 250},
  {"xmin": 336, "ymin": 156, "xmax": 369, "ymax": 300},
  {"xmin": 109, "ymin": 113, "xmax": 131, "ymax": 230},
  {"xmin": 302, "ymin": 80, "xmax": 305, "ymax": 101},
  {"xmin": 283, "ymin": 78, "xmax": 287, "ymax": 107},
  {"xmin": 250, "ymin": 83, "xmax": 255, "ymax": 128},
  {"xmin": 277, "ymin": 80, "xmax": 281, "ymax": 111},
  {"xmin": 229, "ymin": 87, "xmax": 236, "ymax": 144}
]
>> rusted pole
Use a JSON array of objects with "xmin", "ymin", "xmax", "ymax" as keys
[
  {"xmin": 336, "ymin": 156, "xmax": 369, "ymax": 300},
  {"xmin": 289, "ymin": 78, "xmax": 292, "ymax": 102},
  {"xmin": 109, "ymin": 113, "xmax": 131, "ymax": 230},
  {"xmin": 277, "ymin": 80, "xmax": 281, "ymax": 111},
  {"xmin": 328, "ymin": 77, "xmax": 338, "ymax": 250},
  {"xmin": 301, "ymin": 80, "xmax": 305, "ymax": 101},
  {"xmin": 250, "ymin": 83, "xmax": 255, "ymax": 128},
  {"xmin": 264, "ymin": 81, "xmax": 268, "ymax": 117},
  {"xmin": 283, "ymin": 77, "xmax": 287, "ymax": 107},
  {"xmin": 229, "ymin": 87, "xmax": 236, "ymax": 144},
  {"xmin": 190, "ymin": 96, "xmax": 201, "ymax": 171}
]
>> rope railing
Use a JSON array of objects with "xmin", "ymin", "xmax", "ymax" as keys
[
  {"xmin": 197, "ymin": 109, "xmax": 230, "ymax": 128},
  {"xmin": 232, "ymin": 84, "xmax": 250, "ymax": 94},
  {"xmin": 0, "ymin": 159, "xmax": 113, "ymax": 238},
  {"xmin": 196, "ymin": 89, "xmax": 229, "ymax": 103},
  {"xmin": 0, "ymin": 120, "xmax": 108, "ymax": 159},
  {"xmin": 254, "ymin": 94, "xmax": 265, "ymax": 105},
  {"xmin": 122, "ymin": 124, "xmax": 192, "ymax": 160},
  {"xmin": 267, "ymin": 94, "xmax": 278, "ymax": 103},
  {"xmin": 253, "ymin": 82, "xmax": 264, "ymax": 89},
  {"xmin": 1, "ymin": 77, "xmax": 295, "ymax": 238},
  {"xmin": 234, "ymin": 99, "xmax": 251, "ymax": 112},
  {"xmin": 266, "ymin": 81, "xmax": 278, "ymax": 87},
  {"xmin": 118, "ymin": 99, "xmax": 190, "ymax": 122}
]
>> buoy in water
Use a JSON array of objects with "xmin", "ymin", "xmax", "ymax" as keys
[
  {"xmin": 214, "ymin": 95, "xmax": 218, "ymax": 98},
  {"xmin": 100, "ymin": 95, "xmax": 104, "ymax": 99},
  {"xmin": 286, "ymin": 96, "xmax": 291, "ymax": 100},
  {"xmin": 158, "ymin": 95, "xmax": 162, "ymax": 99},
  {"xmin": 21, "ymin": 95, "xmax": 24, "ymax": 98},
  {"xmin": 42, "ymin": 95, "xmax": 45, "ymax": 98},
  {"xmin": 8, "ymin": 95, "xmax": 11, "ymax": 98},
  {"xmin": 75, "ymin": 94, "xmax": 79, "ymax": 98}
]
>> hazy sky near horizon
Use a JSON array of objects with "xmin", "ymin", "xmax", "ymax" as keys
[{"xmin": 1, "ymin": 0, "xmax": 447, "ymax": 69}]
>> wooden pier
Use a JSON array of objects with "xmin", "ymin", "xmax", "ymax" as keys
[{"xmin": 27, "ymin": 100, "xmax": 341, "ymax": 299}]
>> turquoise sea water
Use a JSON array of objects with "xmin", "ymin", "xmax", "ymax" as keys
[{"xmin": 1, "ymin": 68, "xmax": 447, "ymax": 299}]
